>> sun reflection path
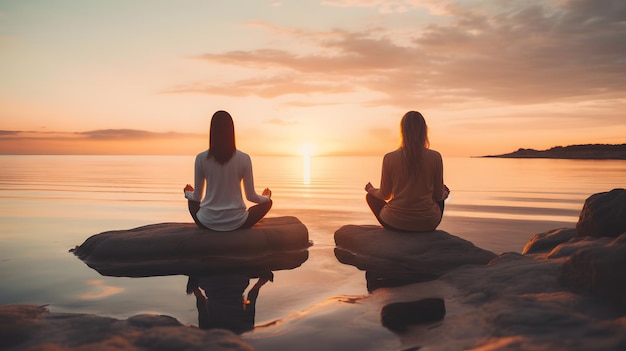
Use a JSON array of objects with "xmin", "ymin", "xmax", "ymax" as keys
[{"xmin": 299, "ymin": 144, "xmax": 315, "ymax": 185}]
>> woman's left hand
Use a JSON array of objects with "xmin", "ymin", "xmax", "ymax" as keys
[
  {"xmin": 262, "ymin": 188, "xmax": 272, "ymax": 199},
  {"xmin": 184, "ymin": 184, "xmax": 194, "ymax": 193}
]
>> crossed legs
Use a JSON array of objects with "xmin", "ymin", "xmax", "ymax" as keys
[
  {"xmin": 365, "ymin": 193, "xmax": 406, "ymax": 231},
  {"xmin": 365, "ymin": 193, "xmax": 445, "ymax": 231},
  {"xmin": 238, "ymin": 200, "xmax": 273, "ymax": 229},
  {"xmin": 187, "ymin": 200, "xmax": 273, "ymax": 230}
]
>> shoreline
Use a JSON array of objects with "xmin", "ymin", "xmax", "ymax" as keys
[
  {"xmin": 479, "ymin": 143, "xmax": 626, "ymax": 160},
  {"xmin": 4, "ymin": 225, "xmax": 626, "ymax": 350}
]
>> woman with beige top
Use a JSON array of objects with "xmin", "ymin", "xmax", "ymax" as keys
[{"xmin": 365, "ymin": 111, "xmax": 449, "ymax": 232}]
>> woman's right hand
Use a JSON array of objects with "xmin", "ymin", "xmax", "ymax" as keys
[
  {"xmin": 365, "ymin": 182, "xmax": 374, "ymax": 193},
  {"xmin": 184, "ymin": 184, "xmax": 194, "ymax": 193}
]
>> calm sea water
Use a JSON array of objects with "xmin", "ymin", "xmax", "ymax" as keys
[{"xmin": 0, "ymin": 155, "xmax": 623, "ymax": 348}]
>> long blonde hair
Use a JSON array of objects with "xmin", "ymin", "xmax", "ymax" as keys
[{"xmin": 400, "ymin": 111, "xmax": 429, "ymax": 178}]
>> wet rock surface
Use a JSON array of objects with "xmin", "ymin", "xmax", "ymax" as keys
[
  {"xmin": 576, "ymin": 188, "xmax": 626, "ymax": 238},
  {"xmin": 334, "ymin": 225, "xmax": 497, "ymax": 279},
  {"xmin": 70, "ymin": 216, "xmax": 311, "ymax": 277},
  {"xmin": 0, "ymin": 305, "xmax": 253, "ymax": 351}
]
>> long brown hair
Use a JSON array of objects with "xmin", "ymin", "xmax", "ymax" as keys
[
  {"xmin": 208, "ymin": 110, "xmax": 236, "ymax": 164},
  {"xmin": 400, "ymin": 111, "xmax": 430, "ymax": 177}
]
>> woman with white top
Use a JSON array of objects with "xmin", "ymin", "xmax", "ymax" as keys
[{"xmin": 184, "ymin": 110, "xmax": 272, "ymax": 231}]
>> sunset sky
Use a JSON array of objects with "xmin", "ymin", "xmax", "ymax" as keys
[{"xmin": 1, "ymin": 0, "xmax": 625, "ymax": 157}]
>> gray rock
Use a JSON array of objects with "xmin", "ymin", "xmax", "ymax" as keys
[
  {"xmin": 334, "ymin": 225, "xmax": 497, "ymax": 280},
  {"xmin": 546, "ymin": 236, "xmax": 614, "ymax": 259},
  {"xmin": 70, "ymin": 216, "xmax": 310, "ymax": 277},
  {"xmin": 576, "ymin": 188, "xmax": 626, "ymax": 238},
  {"xmin": 522, "ymin": 228, "xmax": 577, "ymax": 255},
  {"xmin": 560, "ymin": 233, "xmax": 626, "ymax": 306},
  {"xmin": 0, "ymin": 305, "xmax": 253, "ymax": 351},
  {"xmin": 127, "ymin": 314, "xmax": 182, "ymax": 328}
]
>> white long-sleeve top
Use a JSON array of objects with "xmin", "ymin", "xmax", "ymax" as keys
[{"xmin": 184, "ymin": 149, "xmax": 270, "ymax": 231}]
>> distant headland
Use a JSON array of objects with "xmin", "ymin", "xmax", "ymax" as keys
[{"xmin": 482, "ymin": 143, "xmax": 626, "ymax": 160}]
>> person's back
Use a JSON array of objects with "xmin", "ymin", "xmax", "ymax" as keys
[
  {"xmin": 192, "ymin": 149, "xmax": 257, "ymax": 230},
  {"xmin": 184, "ymin": 110, "xmax": 272, "ymax": 231},
  {"xmin": 378, "ymin": 148, "xmax": 443, "ymax": 231},
  {"xmin": 365, "ymin": 111, "xmax": 448, "ymax": 232}
]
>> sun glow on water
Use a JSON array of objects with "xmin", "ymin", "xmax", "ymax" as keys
[{"xmin": 299, "ymin": 144, "xmax": 316, "ymax": 185}]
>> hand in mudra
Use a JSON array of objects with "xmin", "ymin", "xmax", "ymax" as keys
[
  {"xmin": 184, "ymin": 184, "xmax": 194, "ymax": 193},
  {"xmin": 443, "ymin": 184, "xmax": 450, "ymax": 200},
  {"xmin": 262, "ymin": 188, "xmax": 272, "ymax": 199}
]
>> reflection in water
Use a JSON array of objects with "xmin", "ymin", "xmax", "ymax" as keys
[
  {"xmin": 78, "ymin": 279, "xmax": 124, "ymax": 299},
  {"xmin": 303, "ymin": 155, "xmax": 311, "ymax": 185},
  {"xmin": 187, "ymin": 271, "xmax": 274, "ymax": 334},
  {"xmin": 298, "ymin": 144, "xmax": 315, "ymax": 185},
  {"xmin": 334, "ymin": 250, "xmax": 447, "ymax": 335},
  {"xmin": 334, "ymin": 247, "xmax": 439, "ymax": 294},
  {"xmin": 381, "ymin": 298, "xmax": 446, "ymax": 333},
  {"xmin": 365, "ymin": 271, "xmax": 435, "ymax": 293}
]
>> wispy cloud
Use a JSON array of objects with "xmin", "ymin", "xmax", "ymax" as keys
[
  {"xmin": 264, "ymin": 118, "xmax": 297, "ymax": 125},
  {"xmin": 0, "ymin": 129, "xmax": 202, "ymax": 141},
  {"xmin": 321, "ymin": 0, "xmax": 423, "ymax": 14},
  {"xmin": 79, "ymin": 129, "xmax": 200, "ymax": 140},
  {"xmin": 0, "ymin": 129, "xmax": 206, "ymax": 155},
  {"xmin": 171, "ymin": 0, "xmax": 626, "ymax": 109},
  {"xmin": 166, "ymin": 74, "xmax": 354, "ymax": 98}
]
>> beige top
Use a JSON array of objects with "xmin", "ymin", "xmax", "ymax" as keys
[{"xmin": 370, "ymin": 148, "xmax": 445, "ymax": 231}]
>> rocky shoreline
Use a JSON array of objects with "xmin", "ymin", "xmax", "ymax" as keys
[
  {"xmin": 482, "ymin": 143, "xmax": 626, "ymax": 159},
  {"xmin": 2, "ymin": 188, "xmax": 625, "ymax": 350}
]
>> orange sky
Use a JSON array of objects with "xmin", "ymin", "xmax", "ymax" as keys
[{"xmin": 1, "ymin": 1, "xmax": 625, "ymax": 157}]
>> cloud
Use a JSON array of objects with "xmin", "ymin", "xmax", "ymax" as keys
[
  {"xmin": 0, "ymin": 129, "xmax": 201, "ymax": 141},
  {"xmin": 166, "ymin": 74, "xmax": 355, "ymax": 98},
  {"xmin": 281, "ymin": 100, "xmax": 346, "ymax": 107},
  {"xmin": 321, "ymin": 0, "xmax": 425, "ymax": 14},
  {"xmin": 79, "ymin": 129, "xmax": 199, "ymax": 140},
  {"xmin": 264, "ymin": 118, "xmax": 297, "ymax": 125},
  {"xmin": 0, "ymin": 129, "xmax": 206, "ymax": 155},
  {"xmin": 173, "ymin": 0, "xmax": 626, "ymax": 108}
]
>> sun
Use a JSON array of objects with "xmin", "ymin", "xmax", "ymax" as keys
[{"xmin": 298, "ymin": 143, "xmax": 316, "ymax": 157}]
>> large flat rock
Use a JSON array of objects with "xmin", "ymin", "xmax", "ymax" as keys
[
  {"xmin": 334, "ymin": 225, "xmax": 497, "ymax": 280},
  {"xmin": 70, "ymin": 216, "xmax": 310, "ymax": 277},
  {"xmin": 0, "ymin": 305, "xmax": 253, "ymax": 351}
]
